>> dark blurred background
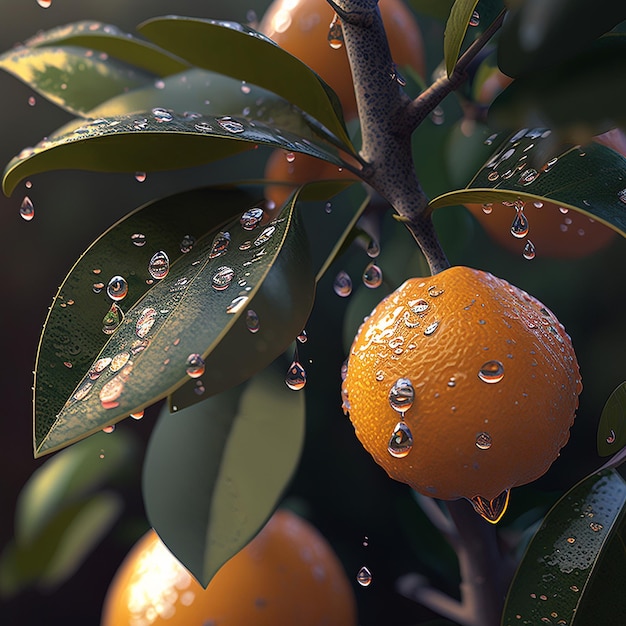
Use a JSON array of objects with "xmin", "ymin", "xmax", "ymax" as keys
[{"xmin": 1, "ymin": 2, "xmax": 625, "ymax": 625}]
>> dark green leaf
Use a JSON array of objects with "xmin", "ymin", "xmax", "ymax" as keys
[
  {"xmin": 34, "ymin": 187, "xmax": 314, "ymax": 457},
  {"xmin": 2, "ymin": 109, "xmax": 345, "ymax": 197},
  {"xmin": 142, "ymin": 365, "xmax": 305, "ymax": 587},
  {"xmin": 16, "ymin": 430, "xmax": 136, "ymax": 543},
  {"xmin": 24, "ymin": 21, "xmax": 189, "ymax": 77},
  {"xmin": 137, "ymin": 16, "xmax": 354, "ymax": 150},
  {"xmin": 410, "ymin": 0, "xmax": 456, "ymax": 20},
  {"xmin": 497, "ymin": 0, "xmax": 626, "ymax": 78},
  {"xmin": 0, "ymin": 45, "xmax": 156, "ymax": 117},
  {"xmin": 444, "ymin": 0, "xmax": 480, "ymax": 76},
  {"xmin": 491, "ymin": 35, "xmax": 626, "ymax": 141},
  {"xmin": 598, "ymin": 382, "xmax": 626, "ymax": 457},
  {"xmin": 428, "ymin": 128, "xmax": 626, "ymax": 237},
  {"xmin": 502, "ymin": 469, "xmax": 626, "ymax": 626}
]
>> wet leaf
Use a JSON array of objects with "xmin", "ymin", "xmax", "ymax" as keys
[
  {"xmin": 444, "ymin": 0, "xmax": 480, "ymax": 76},
  {"xmin": 24, "ymin": 20, "xmax": 189, "ymax": 77},
  {"xmin": 142, "ymin": 365, "xmax": 305, "ymax": 587},
  {"xmin": 2, "ymin": 110, "xmax": 345, "ymax": 197},
  {"xmin": 491, "ymin": 35, "xmax": 626, "ymax": 141},
  {"xmin": 497, "ymin": 0, "xmax": 626, "ymax": 78},
  {"xmin": 34, "ymin": 186, "xmax": 314, "ymax": 457},
  {"xmin": 597, "ymin": 382, "xmax": 626, "ymax": 457},
  {"xmin": 428, "ymin": 128, "xmax": 626, "ymax": 237},
  {"xmin": 0, "ymin": 45, "xmax": 156, "ymax": 117},
  {"xmin": 502, "ymin": 469, "xmax": 626, "ymax": 626},
  {"xmin": 16, "ymin": 430, "xmax": 136, "ymax": 544},
  {"xmin": 137, "ymin": 16, "xmax": 354, "ymax": 150}
]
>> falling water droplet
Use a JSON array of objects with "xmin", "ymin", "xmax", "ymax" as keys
[
  {"xmin": 523, "ymin": 240, "xmax": 536, "ymax": 260},
  {"xmin": 388, "ymin": 378, "xmax": 414, "ymax": 414},
  {"xmin": 333, "ymin": 271, "xmax": 352, "ymax": 297},
  {"xmin": 478, "ymin": 360, "xmax": 505, "ymax": 383},
  {"xmin": 107, "ymin": 276, "xmax": 128, "ymax": 301},
  {"xmin": 102, "ymin": 424, "xmax": 115, "ymax": 434},
  {"xmin": 469, "ymin": 490, "xmax": 510, "ymax": 524},
  {"xmin": 246, "ymin": 309, "xmax": 260, "ymax": 333},
  {"xmin": 240, "ymin": 207, "xmax": 264, "ymax": 230},
  {"xmin": 210, "ymin": 231, "xmax": 231, "ymax": 258},
  {"xmin": 131, "ymin": 233, "xmax": 146, "ymax": 247},
  {"xmin": 212, "ymin": 266, "xmax": 235, "ymax": 290},
  {"xmin": 20, "ymin": 196, "xmax": 35, "ymax": 221},
  {"xmin": 388, "ymin": 421, "xmax": 413, "ymax": 458},
  {"xmin": 475, "ymin": 432, "xmax": 492, "ymax": 450},
  {"xmin": 285, "ymin": 151, "xmax": 296, "ymax": 163},
  {"xmin": 102, "ymin": 303, "xmax": 123, "ymax": 334},
  {"xmin": 148, "ymin": 251, "xmax": 170, "ymax": 279},
  {"xmin": 285, "ymin": 359, "xmax": 306, "ymax": 390},
  {"xmin": 179, "ymin": 234, "xmax": 195, "ymax": 253},
  {"xmin": 134, "ymin": 171, "xmax": 147, "ymax": 183},
  {"xmin": 130, "ymin": 410, "xmax": 144, "ymax": 420},
  {"xmin": 469, "ymin": 10, "xmax": 480, "ymax": 26},
  {"xmin": 366, "ymin": 238, "xmax": 380, "ymax": 258},
  {"xmin": 297, "ymin": 330, "xmax": 308, "ymax": 343},
  {"xmin": 510, "ymin": 205, "xmax": 529, "ymax": 238},
  {"xmin": 362, "ymin": 263, "xmax": 383, "ymax": 288},
  {"xmin": 186, "ymin": 353, "xmax": 205, "ymax": 378},
  {"xmin": 356, "ymin": 566, "xmax": 372, "ymax": 587},
  {"xmin": 327, "ymin": 13, "xmax": 344, "ymax": 49}
]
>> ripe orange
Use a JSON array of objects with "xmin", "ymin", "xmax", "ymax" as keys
[
  {"xmin": 342, "ymin": 266, "xmax": 581, "ymax": 511},
  {"xmin": 259, "ymin": 0, "xmax": 425, "ymax": 121},
  {"xmin": 101, "ymin": 509, "xmax": 357, "ymax": 626}
]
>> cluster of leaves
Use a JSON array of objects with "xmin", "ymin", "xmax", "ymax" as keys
[{"xmin": 2, "ymin": 0, "xmax": 626, "ymax": 624}]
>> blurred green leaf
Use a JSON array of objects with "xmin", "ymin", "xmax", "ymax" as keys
[
  {"xmin": 428, "ymin": 128, "xmax": 626, "ymax": 237},
  {"xmin": 16, "ymin": 430, "xmax": 136, "ymax": 544},
  {"xmin": 497, "ymin": 0, "xmax": 626, "ymax": 78},
  {"xmin": 137, "ymin": 16, "xmax": 354, "ymax": 150},
  {"xmin": 34, "ymin": 187, "xmax": 314, "ymax": 457},
  {"xmin": 444, "ymin": 0, "xmax": 480, "ymax": 76},
  {"xmin": 24, "ymin": 20, "xmax": 189, "ymax": 77},
  {"xmin": 0, "ymin": 46, "xmax": 156, "ymax": 117},
  {"xmin": 502, "ymin": 469, "xmax": 626, "ymax": 626},
  {"xmin": 410, "ymin": 0, "xmax": 456, "ymax": 20},
  {"xmin": 2, "ymin": 109, "xmax": 345, "ymax": 197},
  {"xmin": 597, "ymin": 382, "xmax": 626, "ymax": 457},
  {"xmin": 143, "ymin": 365, "xmax": 305, "ymax": 587},
  {"xmin": 0, "ymin": 492, "xmax": 122, "ymax": 597},
  {"xmin": 491, "ymin": 35, "xmax": 626, "ymax": 141}
]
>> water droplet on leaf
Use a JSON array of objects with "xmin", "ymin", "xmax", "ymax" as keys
[
  {"xmin": 333, "ymin": 271, "xmax": 352, "ymax": 297},
  {"xmin": 212, "ymin": 266, "xmax": 235, "ymax": 290},
  {"xmin": 107, "ymin": 275, "xmax": 128, "ymax": 301},
  {"xmin": 210, "ymin": 231, "xmax": 231, "ymax": 257},
  {"xmin": 102, "ymin": 303, "xmax": 123, "ymax": 334},
  {"xmin": 131, "ymin": 233, "xmax": 146, "ymax": 247},
  {"xmin": 148, "ymin": 251, "xmax": 170, "ymax": 279},
  {"xmin": 217, "ymin": 116, "xmax": 245, "ymax": 133},
  {"xmin": 240, "ymin": 207, "xmax": 264, "ymax": 230},
  {"xmin": 135, "ymin": 307, "xmax": 157, "ymax": 338},
  {"xmin": 179, "ymin": 234, "xmax": 195, "ymax": 253},
  {"xmin": 362, "ymin": 263, "xmax": 383, "ymax": 288},
  {"xmin": 20, "ymin": 196, "xmax": 34, "ymax": 221},
  {"xmin": 186, "ymin": 353, "xmax": 205, "ymax": 378},
  {"xmin": 469, "ymin": 10, "xmax": 480, "ymax": 26},
  {"xmin": 134, "ymin": 172, "xmax": 147, "ymax": 183},
  {"xmin": 246, "ymin": 309, "xmax": 260, "ymax": 333}
]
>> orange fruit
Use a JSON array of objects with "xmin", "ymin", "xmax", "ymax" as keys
[
  {"xmin": 101, "ymin": 509, "xmax": 357, "ymax": 626},
  {"xmin": 259, "ymin": 0, "xmax": 425, "ymax": 121},
  {"xmin": 342, "ymin": 266, "xmax": 581, "ymax": 511}
]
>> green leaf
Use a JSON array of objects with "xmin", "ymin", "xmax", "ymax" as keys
[
  {"xmin": 2, "ymin": 109, "xmax": 345, "ymax": 197},
  {"xmin": 491, "ymin": 35, "xmax": 626, "ymax": 141},
  {"xmin": 142, "ymin": 365, "xmax": 305, "ymax": 587},
  {"xmin": 15, "ymin": 430, "xmax": 136, "ymax": 544},
  {"xmin": 428, "ymin": 128, "xmax": 626, "ymax": 237},
  {"xmin": 597, "ymin": 382, "xmax": 626, "ymax": 457},
  {"xmin": 0, "ymin": 45, "xmax": 156, "ymax": 117},
  {"xmin": 34, "ymin": 186, "xmax": 314, "ymax": 457},
  {"xmin": 24, "ymin": 20, "xmax": 189, "ymax": 77},
  {"xmin": 137, "ymin": 16, "xmax": 354, "ymax": 150},
  {"xmin": 497, "ymin": 0, "xmax": 626, "ymax": 78},
  {"xmin": 444, "ymin": 0, "xmax": 480, "ymax": 76},
  {"xmin": 410, "ymin": 0, "xmax": 456, "ymax": 20},
  {"xmin": 502, "ymin": 469, "xmax": 626, "ymax": 626}
]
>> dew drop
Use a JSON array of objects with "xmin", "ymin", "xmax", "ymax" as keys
[
  {"xmin": 410, "ymin": 299, "xmax": 429, "ymax": 313},
  {"xmin": 559, "ymin": 207, "xmax": 569, "ymax": 214},
  {"xmin": 131, "ymin": 233, "xmax": 146, "ymax": 247},
  {"xmin": 285, "ymin": 360, "xmax": 306, "ymax": 390},
  {"xmin": 148, "ymin": 251, "xmax": 170, "ymax": 279},
  {"xmin": 484, "ymin": 133, "xmax": 498, "ymax": 146},
  {"xmin": 366, "ymin": 238, "xmax": 380, "ymax": 258},
  {"xmin": 27, "ymin": 96, "xmax": 37, "ymax": 108},
  {"xmin": 110, "ymin": 351, "xmax": 131, "ymax": 372},
  {"xmin": 327, "ymin": 13, "xmax": 344, "ymax": 49},
  {"xmin": 388, "ymin": 378, "xmax": 414, "ymax": 414},
  {"xmin": 209, "ymin": 231, "xmax": 231, "ymax": 258},
  {"xmin": 194, "ymin": 121, "xmax": 213, "ymax": 133},
  {"xmin": 217, "ymin": 116, "xmax": 245, "ymax": 133},
  {"xmin": 212, "ymin": 266, "xmax": 235, "ymax": 290},
  {"xmin": 135, "ymin": 307, "xmax": 158, "ymax": 338},
  {"xmin": 297, "ymin": 330, "xmax": 307, "ymax": 343},
  {"xmin": 194, "ymin": 380, "xmax": 206, "ymax": 395},
  {"xmin": 102, "ymin": 425, "xmax": 115, "ymax": 434},
  {"xmin": 469, "ymin": 10, "xmax": 480, "ymax": 26},
  {"xmin": 606, "ymin": 429, "xmax": 616, "ymax": 444},
  {"xmin": 20, "ymin": 196, "xmax": 35, "ymax": 221},
  {"xmin": 89, "ymin": 357, "xmax": 112, "ymax": 379},
  {"xmin": 253, "ymin": 225, "xmax": 275, "ymax": 246},
  {"xmin": 482, "ymin": 203, "xmax": 493, "ymax": 215},
  {"xmin": 152, "ymin": 107, "xmax": 173, "ymax": 122},
  {"xmin": 469, "ymin": 490, "xmax": 510, "ymax": 523},
  {"xmin": 356, "ymin": 566, "xmax": 372, "ymax": 587},
  {"xmin": 186, "ymin": 353, "xmax": 205, "ymax": 378},
  {"xmin": 107, "ymin": 275, "xmax": 128, "ymax": 301},
  {"xmin": 427, "ymin": 285, "xmax": 444, "ymax": 297},
  {"xmin": 179, "ymin": 234, "xmax": 195, "ymax": 254},
  {"xmin": 130, "ymin": 410, "xmax": 144, "ymax": 420},
  {"xmin": 226, "ymin": 295, "xmax": 248, "ymax": 314},
  {"xmin": 240, "ymin": 207, "xmax": 264, "ymax": 230},
  {"xmin": 523, "ymin": 240, "xmax": 536, "ymax": 260},
  {"xmin": 362, "ymin": 262, "xmax": 383, "ymax": 288},
  {"xmin": 285, "ymin": 151, "xmax": 296, "ymax": 163},
  {"xmin": 478, "ymin": 360, "xmax": 504, "ymax": 383},
  {"xmin": 102, "ymin": 303, "xmax": 123, "ymax": 334},
  {"xmin": 617, "ymin": 188, "xmax": 626, "ymax": 204},
  {"xmin": 134, "ymin": 171, "xmax": 147, "ymax": 183},
  {"xmin": 388, "ymin": 421, "xmax": 413, "ymax": 458},
  {"xmin": 246, "ymin": 309, "xmax": 260, "ymax": 333},
  {"xmin": 475, "ymin": 432, "xmax": 492, "ymax": 450},
  {"xmin": 510, "ymin": 205, "xmax": 529, "ymax": 238},
  {"xmin": 333, "ymin": 271, "xmax": 352, "ymax": 297},
  {"xmin": 37, "ymin": 0, "xmax": 52, "ymax": 9},
  {"xmin": 423, "ymin": 321, "xmax": 440, "ymax": 336}
]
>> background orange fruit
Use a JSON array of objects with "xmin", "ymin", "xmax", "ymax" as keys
[
  {"xmin": 342, "ymin": 266, "xmax": 581, "ymax": 504},
  {"xmin": 101, "ymin": 509, "xmax": 357, "ymax": 626},
  {"xmin": 259, "ymin": 0, "xmax": 425, "ymax": 121}
]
